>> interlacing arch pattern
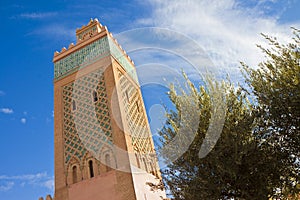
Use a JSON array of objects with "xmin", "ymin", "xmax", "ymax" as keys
[
  {"xmin": 62, "ymin": 69, "xmax": 113, "ymax": 166},
  {"xmin": 118, "ymin": 70, "xmax": 153, "ymax": 154}
]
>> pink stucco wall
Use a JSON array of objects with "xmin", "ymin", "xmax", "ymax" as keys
[{"xmin": 68, "ymin": 171, "xmax": 119, "ymax": 200}]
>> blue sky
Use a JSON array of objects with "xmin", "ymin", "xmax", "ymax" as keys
[{"xmin": 0, "ymin": 0, "xmax": 299, "ymax": 199}]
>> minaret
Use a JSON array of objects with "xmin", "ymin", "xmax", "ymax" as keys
[{"xmin": 52, "ymin": 19, "xmax": 167, "ymax": 200}]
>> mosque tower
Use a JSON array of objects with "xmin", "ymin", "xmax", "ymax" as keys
[{"xmin": 45, "ymin": 19, "xmax": 167, "ymax": 200}]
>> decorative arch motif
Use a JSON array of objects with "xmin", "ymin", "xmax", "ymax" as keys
[
  {"xmin": 66, "ymin": 156, "xmax": 81, "ymax": 185},
  {"xmin": 118, "ymin": 70, "xmax": 153, "ymax": 154},
  {"xmin": 98, "ymin": 145, "xmax": 116, "ymax": 171},
  {"xmin": 62, "ymin": 69, "xmax": 113, "ymax": 166}
]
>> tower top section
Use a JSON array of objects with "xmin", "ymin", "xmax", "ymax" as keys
[
  {"xmin": 53, "ymin": 19, "xmax": 138, "ymax": 83},
  {"xmin": 76, "ymin": 18, "xmax": 102, "ymax": 42},
  {"xmin": 53, "ymin": 18, "xmax": 108, "ymax": 61}
]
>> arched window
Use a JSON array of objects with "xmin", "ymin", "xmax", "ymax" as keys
[
  {"xmin": 72, "ymin": 100, "xmax": 76, "ymax": 111},
  {"xmin": 72, "ymin": 166, "xmax": 77, "ymax": 183},
  {"xmin": 88, "ymin": 160, "xmax": 94, "ymax": 178},
  {"xmin": 93, "ymin": 90, "xmax": 98, "ymax": 102},
  {"xmin": 105, "ymin": 154, "xmax": 111, "ymax": 172}
]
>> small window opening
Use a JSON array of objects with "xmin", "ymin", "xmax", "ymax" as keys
[
  {"xmin": 93, "ymin": 90, "xmax": 98, "ymax": 102},
  {"xmin": 136, "ymin": 101, "xmax": 140, "ymax": 112},
  {"xmin": 105, "ymin": 154, "xmax": 111, "ymax": 172},
  {"xmin": 125, "ymin": 90, "xmax": 130, "ymax": 103},
  {"xmin": 150, "ymin": 163, "xmax": 155, "ymax": 176},
  {"xmin": 136, "ymin": 153, "xmax": 141, "ymax": 168},
  {"xmin": 143, "ymin": 158, "xmax": 148, "ymax": 172},
  {"xmin": 72, "ymin": 100, "xmax": 76, "ymax": 111},
  {"xmin": 88, "ymin": 160, "xmax": 94, "ymax": 178},
  {"xmin": 72, "ymin": 166, "xmax": 77, "ymax": 183}
]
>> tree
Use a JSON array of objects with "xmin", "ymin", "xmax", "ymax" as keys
[
  {"xmin": 242, "ymin": 28, "xmax": 300, "ymax": 199},
  {"xmin": 159, "ymin": 75, "xmax": 279, "ymax": 199},
  {"xmin": 159, "ymin": 28, "xmax": 300, "ymax": 199}
]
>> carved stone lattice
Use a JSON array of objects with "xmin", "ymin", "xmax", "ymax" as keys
[
  {"xmin": 62, "ymin": 69, "xmax": 113, "ymax": 165},
  {"xmin": 118, "ymin": 71, "xmax": 153, "ymax": 154}
]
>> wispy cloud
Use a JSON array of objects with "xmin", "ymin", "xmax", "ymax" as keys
[
  {"xmin": 41, "ymin": 179, "xmax": 54, "ymax": 190},
  {"xmin": 28, "ymin": 24, "xmax": 75, "ymax": 41},
  {"xmin": 136, "ymin": 0, "xmax": 300, "ymax": 83},
  {"xmin": 18, "ymin": 12, "xmax": 57, "ymax": 19},
  {"xmin": 0, "ymin": 172, "xmax": 54, "ymax": 192},
  {"xmin": 20, "ymin": 118, "xmax": 26, "ymax": 124},
  {"xmin": 0, "ymin": 108, "xmax": 13, "ymax": 114},
  {"xmin": 0, "ymin": 182, "xmax": 14, "ymax": 191},
  {"xmin": 0, "ymin": 91, "xmax": 5, "ymax": 96}
]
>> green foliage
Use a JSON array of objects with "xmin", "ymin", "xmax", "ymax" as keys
[
  {"xmin": 242, "ymin": 28, "xmax": 300, "ymax": 199},
  {"xmin": 159, "ymin": 28, "xmax": 300, "ymax": 199},
  {"xmin": 160, "ymin": 76, "xmax": 278, "ymax": 199}
]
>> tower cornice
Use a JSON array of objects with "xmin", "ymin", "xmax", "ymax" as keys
[{"xmin": 53, "ymin": 18, "xmax": 108, "ymax": 63}]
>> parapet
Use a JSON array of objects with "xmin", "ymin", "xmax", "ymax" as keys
[
  {"xmin": 53, "ymin": 18, "xmax": 136, "ymax": 82},
  {"xmin": 53, "ymin": 18, "xmax": 108, "ymax": 59},
  {"xmin": 53, "ymin": 18, "xmax": 134, "ymax": 65},
  {"xmin": 76, "ymin": 18, "xmax": 103, "ymax": 42},
  {"xmin": 38, "ymin": 194, "xmax": 53, "ymax": 200}
]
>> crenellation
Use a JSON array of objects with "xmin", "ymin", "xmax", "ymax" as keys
[
  {"xmin": 77, "ymin": 38, "xmax": 83, "ymax": 44},
  {"xmin": 61, "ymin": 47, "xmax": 67, "ymax": 53},
  {"xmin": 113, "ymin": 37, "xmax": 117, "ymax": 44},
  {"xmin": 68, "ymin": 43, "xmax": 75, "ymax": 49},
  {"xmin": 54, "ymin": 19, "xmax": 110, "ymax": 58},
  {"xmin": 107, "ymin": 33, "xmax": 136, "ymax": 66},
  {"xmin": 53, "ymin": 19, "xmax": 138, "ymax": 81},
  {"xmin": 38, "ymin": 194, "xmax": 53, "ymax": 200},
  {"xmin": 88, "ymin": 18, "xmax": 93, "ymax": 25}
]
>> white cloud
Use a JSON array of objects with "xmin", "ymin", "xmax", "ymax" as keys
[
  {"xmin": 28, "ymin": 24, "xmax": 75, "ymax": 41},
  {"xmin": 0, "ymin": 172, "xmax": 54, "ymax": 192},
  {"xmin": 18, "ymin": 12, "xmax": 57, "ymax": 19},
  {"xmin": 42, "ymin": 179, "xmax": 54, "ymax": 190},
  {"xmin": 20, "ymin": 118, "xmax": 26, "ymax": 124},
  {"xmin": 136, "ymin": 0, "xmax": 300, "ymax": 83},
  {"xmin": 0, "ymin": 182, "xmax": 14, "ymax": 191},
  {"xmin": 0, "ymin": 172, "xmax": 47, "ymax": 180},
  {"xmin": 0, "ymin": 108, "xmax": 13, "ymax": 114}
]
